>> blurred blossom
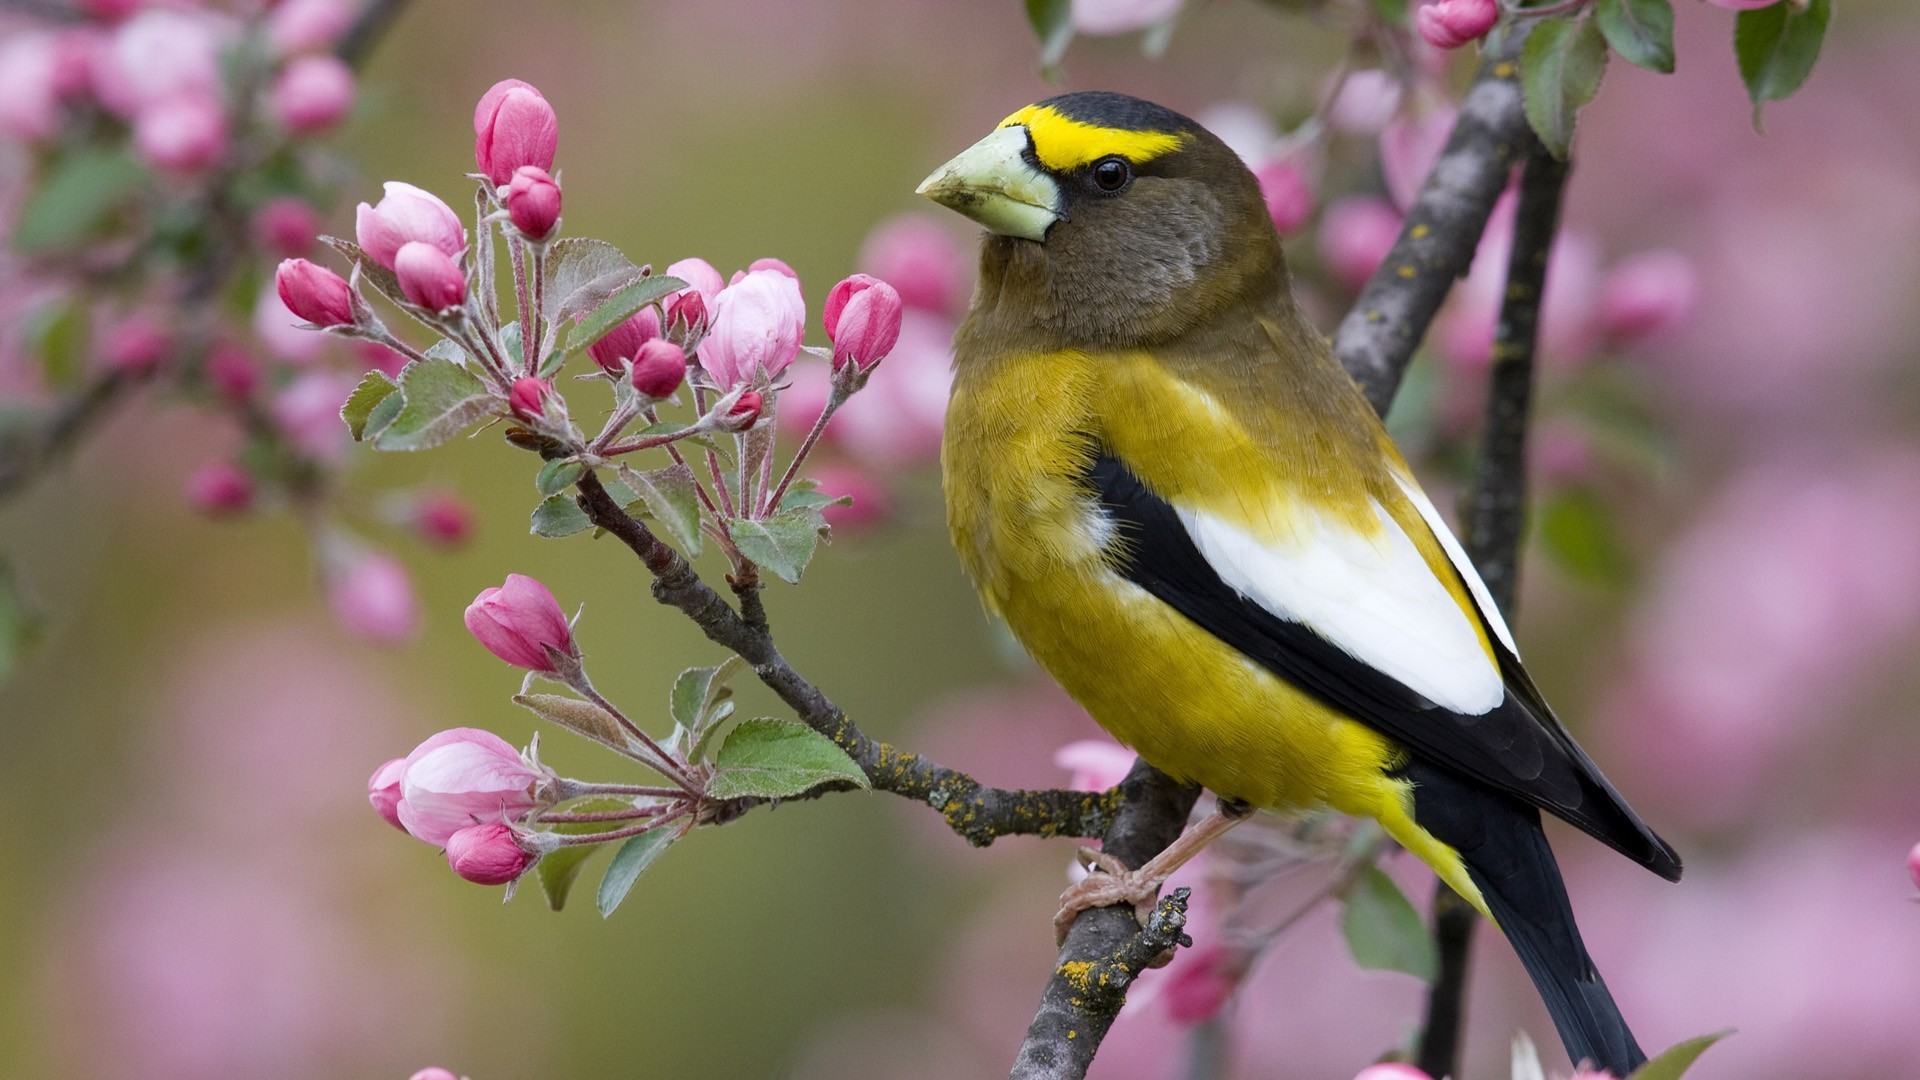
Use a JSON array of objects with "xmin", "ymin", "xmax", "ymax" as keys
[
  {"xmin": 807, "ymin": 462, "xmax": 891, "ymax": 532},
  {"xmin": 1703, "ymin": 0, "xmax": 1776, "ymax": 8},
  {"xmin": 444, "ymin": 822, "xmax": 538, "ymax": 885},
  {"xmin": 1329, "ymin": 70, "xmax": 1403, "ymax": 135},
  {"xmin": 1254, "ymin": 157, "xmax": 1314, "ymax": 234},
  {"xmin": 1353, "ymin": 1066, "xmax": 1432, "ymax": 1080},
  {"xmin": 1158, "ymin": 943, "xmax": 1244, "ymax": 1024},
  {"xmin": 269, "ymin": 54, "xmax": 356, "ymax": 134},
  {"xmin": 206, "ymin": 341, "xmax": 260, "ymax": 403},
  {"xmin": 700, "ymin": 268, "xmax": 805, "ymax": 389},
  {"xmin": 1054, "ymin": 738, "xmax": 1137, "ymax": 792},
  {"xmin": 1194, "ymin": 102, "xmax": 1275, "ymax": 167},
  {"xmin": 102, "ymin": 312, "xmax": 170, "ymax": 374},
  {"xmin": 1416, "ymin": 0, "xmax": 1500, "ymax": 50},
  {"xmin": 473, "ymin": 78, "xmax": 559, "ymax": 188},
  {"xmin": 1070, "ymin": 0, "xmax": 1183, "ymax": 35},
  {"xmin": 1597, "ymin": 249, "xmax": 1699, "ymax": 345},
  {"xmin": 1379, "ymin": 102, "xmax": 1457, "ymax": 211},
  {"xmin": 327, "ymin": 548, "xmax": 419, "ymax": 644},
  {"xmin": 254, "ymin": 197, "xmax": 324, "ymax": 259},
  {"xmin": 410, "ymin": 1071, "xmax": 462, "ymax": 1080},
  {"xmin": 256, "ymin": 285, "xmax": 330, "ymax": 362},
  {"xmin": 184, "ymin": 461, "xmax": 254, "ymax": 515},
  {"xmin": 355, "ymin": 181, "xmax": 467, "ymax": 270},
  {"xmin": 0, "ymin": 31, "xmax": 64, "ymax": 142},
  {"xmin": 777, "ymin": 359, "xmax": 832, "ymax": 442},
  {"xmin": 1433, "ymin": 194, "xmax": 1604, "ymax": 372},
  {"xmin": 356, "ymin": 340, "xmax": 409, "ymax": 378},
  {"xmin": 133, "ymin": 93, "xmax": 228, "ymax": 172},
  {"xmin": 832, "ymin": 309, "xmax": 952, "ymax": 467},
  {"xmin": 1316, "ymin": 196, "xmax": 1403, "ymax": 291},
  {"xmin": 267, "ymin": 0, "xmax": 357, "ymax": 57},
  {"xmin": 1531, "ymin": 424, "xmax": 1597, "ymax": 488},
  {"xmin": 368, "ymin": 758, "xmax": 407, "ymax": 831},
  {"xmin": 858, "ymin": 214, "xmax": 971, "ymax": 315},
  {"xmin": 412, "ymin": 491, "xmax": 474, "ymax": 548},
  {"xmin": 91, "ymin": 9, "xmax": 226, "ymax": 118},
  {"xmin": 273, "ymin": 371, "xmax": 356, "ymax": 462},
  {"xmin": 1908, "ymin": 843, "xmax": 1920, "ymax": 893}
]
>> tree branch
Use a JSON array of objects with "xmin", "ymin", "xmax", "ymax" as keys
[
  {"xmin": 572, "ymin": 470, "xmax": 1122, "ymax": 845},
  {"xmin": 1414, "ymin": 141, "xmax": 1569, "ymax": 1080}
]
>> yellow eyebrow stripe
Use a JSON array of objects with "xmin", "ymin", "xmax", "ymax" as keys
[{"xmin": 998, "ymin": 104, "xmax": 1188, "ymax": 173}]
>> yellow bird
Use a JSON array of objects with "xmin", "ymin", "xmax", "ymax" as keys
[{"xmin": 920, "ymin": 91, "xmax": 1680, "ymax": 1075}]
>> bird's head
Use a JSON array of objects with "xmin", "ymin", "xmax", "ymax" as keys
[{"xmin": 918, "ymin": 91, "xmax": 1285, "ymax": 345}]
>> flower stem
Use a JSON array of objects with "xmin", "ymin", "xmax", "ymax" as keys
[
  {"xmin": 762, "ymin": 392, "xmax": 842, "ymax": 515},
  {"xmin": 539, "ymin": 806, "xmax": 670, "ymax": 824},
  {"xmin": 570, "ymin": 675, "xmax": 701, "ymax": 793},
  {"xmin": 510, "ymin": 235, "xmax": 534, "ymax": 374},
  {"xmin": 550, "ymin": 805, "xmax": 692, "ymax": 847}
]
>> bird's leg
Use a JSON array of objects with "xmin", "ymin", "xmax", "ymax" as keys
[{"xmin": 1054, "ymin": 797, "xmax": 1252, "ymax": 943}]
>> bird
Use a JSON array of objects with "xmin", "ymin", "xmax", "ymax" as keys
[{"xmin": 918, "ymin": 90, "xmax": 1681, "ymax": 1076}]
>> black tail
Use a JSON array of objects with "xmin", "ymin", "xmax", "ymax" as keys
[{"xmin": 1402, "ymin": 759, "xmax": 1648, "ymax": 1075}]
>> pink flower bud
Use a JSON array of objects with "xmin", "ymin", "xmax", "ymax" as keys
[
  {"xmin": 133, "ymin": 93, "xmax": 226, "ymax": 172},
  {"xmin": 276, "ymin": 257, "xmax": 355, "ymax": 328},
  {"xmin": 394, "ymin": 241, "xmax": 467, "ymax": 312},
  {"xmin": 775, "ymin": 360, "xmax": 831, "ymax": 442},
  {"xmin": 1704, "ymin": 0, "xmax": 1776, "ymax": 8},
  {"xmin": 1161, "ymin": 944, "xmax": 1244, "ymax": 1024},
  {"xmin": 414, "ymin": 492, "xmax": 474, "ymax": 548},
  {"xmin": 1598, "ymin": 249, "xmax": 1699, "ymax": 345},
  {"xmin": 858, "ymin": 214, "xmax": 969, "ymax": 315},
  {"xmin": 255, "ymin": 288, "xmax": 326, "ymax": 364},
  {"xmin": 103, "ymin": 313, "xmax": 169, "ymax": 374},
  {"xmin": 1416, "ymin": 0, "xmax": 1500, "ymax": 50},
  {"xmin": 368, "ymin": 757, "xmax": 407, "ymax": 831},
  {"xmin": 355, "ymin": 181, "xmax": 466, "ymax": 270},
  {"xmin": 1054, "ymin": 739, "xmax": 1137, "ymax": 792},
  {"xmin": 1908, "ymin": 841, "xmax": 1920, "ymax": 893},
  {"xmin": 808, "ymin": 463, "xmax": 891, "ymax": 532},
  {"xmin": 444, "ymin": 822, "xmax": 538, "ymax": 885},
  {"xmin": 746, "ymin": 256, "xmax": 799, "ymax": 280},
  {"xmin": 269, "ymin": 54, "xmax": 354, "ymax": 134},
  {"xmin": 507, "ymin": 377, "xmax": 556, "ymax": 425},
  {"xmin": 473, "ymin": 78, "xmax": 558, "ymax": 188},
  {"xmin": 503, "ymin": 165, "xmax": 561, "ymax": 241},
  {"xmin": 465, "ymin": 573, "xmax": 576, "ymax": 672},
  {"xmin": 206, "ymin": 341, "xmax": 259, "ymax": 403},
  {"xmin": 586, "ymin": 306, "xmax": 661, "ymax": 375},
  {"xmin": 1353, "ymin": 1066, "xmax": 1432, "ymax": 1080},
  {"xmin": 92, "ymin": 10, "xmax": 224, "ymax": 118},
  {"xmin": 825, "ymin": 274, "xmax": 903, "ymax": 373},
  {"xmin": 699, "ymin": 269, "xmax": 804, "ymax": 390},
  {"xmin": 631, "ymin": 338, "xmax": 687, "ymax": 399},
  {"xmin": 274, "ymin": 372, "xmax": 356, "ymax": 462},
  {"xmin": 254, "ymin": 197, "xmax": 322, "ymax": 258},
  {"xmin": 329, "ymin": 549, "xmax": 418, "ymax": 643},
  {"xmin": 721, "ymin": 390, "xmax": 764, "ymax": 431},
  {"xmin": 78, "ymin": 0, "xmax": 138, "ymax": 21},
  {"xmin": 1317, "ymin": 196, "xmax": 1404, "ymax": 291},
  {"xmin": 665, "ymin": 257, "xmax": 725, "ymax": 309},
  {"xmin": 1328, "ymin": 69, "xmax": 1403, "ymax": 135},
  {"xmin": 665, "ymin": 290, "xmax": 708, "ymax": 345},
  {"xmin": 1254, "ymin": 158, "xmax": 1315, "ymax": 234},
  {"xmin": 0, "ymin": 32, "xmax": 64, "ymax": 142},
  {"xmin": 1379, "ymin": 105, "xmax": 1457, "ymax": 211},
  {"xmin": 267, "ymin": 0, "xmax": 355, "ymax": 56},
  {"xmin": 357, "ymin": 340, "xmax": 409, "ymax": 378},
  {"xmin": 184, "ymin": 461, "xmax": 253, "ymax": 515},
  {"xmin": 396, "ymin": 728, "xmax": 548, "ymax": 845}
]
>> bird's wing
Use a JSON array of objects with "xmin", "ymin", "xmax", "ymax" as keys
[{"xmin": 1088, "ymin": 453, "xmax": 1681, "ymax": 879}]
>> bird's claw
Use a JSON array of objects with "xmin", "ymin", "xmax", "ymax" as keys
[{"xmin": 1053, "ymin": 846, "xmax": 1167, "ymax": 945}]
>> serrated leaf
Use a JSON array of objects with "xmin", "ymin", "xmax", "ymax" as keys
[
  {"xmin": 777, "ymin": 487, "xmax": 853, "ymax": 512},
  {"xmin": 596, "ymin": 827, "xmax": 678, "ymax": 918},
  {"xmin": 1628, "ymin": 1031, "xmax": 1733, "ymax": 1080},
  {"xmin": 1735, "ymin": 0, "xmax": 1829, "ymax": 127},
  {"xmin": 514, "ymin": 693, "xmax": 630, "ymax": 752},
  {"xmin": 671, "ymin": 656, "xmax": 749, "ymax": 757},
  {"xmin": 531, "ymin": 493, "xmax": 591, "ymax": 538},
  {"xmin": 565, "ymin": 275, "xmax": 685, "ymax": 356},
  {"xmin": 371, "ymin": 355, "xmax": 494, "ymax": 451},
  {"xmin": 1521, "ymin": 16, "xmax": 1610, "ymax": 159},
  {"xmin": 544, "ymin": 238, "xmax": 642, "ymax": 326},
  {"xmin": 536, "ymin": 458, "xmax": 585, "ymax": 496},
  {"xmin": 617, "ymin": 462, "xmax": 703, "ymax": 556},
  {"xmin": 11, "ymin": 148, "xmax": 148, "ymax": 256},
  {"xmin": 341, "ymin": 369, "xmax": 399, "ymax": 441},
  {"xmin": 705, "ymin": 717, "xmax": 869, "ymax": 800},
  {"xmin": 1340, "ymin": 865, "xmax": 1437, "ymax": 980},
  {"xmin": 1538, "ymin": 487, "xmax": 1631, "ymax": 584},
  {"xmin": 1025, "ymin": 0, "xmax": 1074, "ymax": 71},
  {"xmin": 1595, "ymin": 0, "xmax": 1674, "ymax": 73},
  {"xmin": 729, "ymin": 506, "xmax": 829, "ymax": 584},
  {"xmin": 534, "ymin": 798, "xmax": 629, "ymax": 911},
  {"xmin": 320, "ymin": 236, "xmax": 406, "ymax": 310}
]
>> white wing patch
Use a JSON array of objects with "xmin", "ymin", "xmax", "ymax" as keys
[
  {"xmin": 1176, "ymin": 501, "xmax": 1505, "ymax": 716},
  {"xmin": 1391, "ymin": 473, "xmax": 1519, "ymax": 655}
]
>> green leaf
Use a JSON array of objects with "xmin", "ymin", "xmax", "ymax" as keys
[
  {"xmin": 1628, "ymin": 1031, "xmax": 1733, "ymax": 1080},
  {"xmin": 671, "ymin": 656, "xmax": 749, "ymax": 756},
  {"xmin": 514, "ymin": 692, "xmax": 631, "ymax": 753},
  {"xmin": 617, "ymin": 462, "xmax": 704, "ymax": 556},
  {"xmin": 705, "ymin": 717, "xmax": 869, "ymax": 800},
  {"xmin": 534, "ymin": 798, "xmax": 629, "ymax": 911},
  {"xmin": 1025, "ymin": 0, "xmax": 1074, "ymax": 70},
  {"xmin": 371, "ymin": 355, "xmax": 493, "ymax": 451},
  {"xmin": 1340, "ymin": 866, "xmax": 1437, "ymax": 980},
  {"xmin": 319, "ymin": 236, "xmax": 406, "ymax": 310},
  {"xmin": 23, "ymin": 301, "xmax": 88, "ymax": 390},
  {"xmin": 0, "ymin": 561, "xmax": 44, "ymax": 684},
  {"xmin": 1370, "ymin": 0, "xmax": 1409, "ymax": 26},
  {"xmin": 1538, "ymin": 487, "xmax": 1631, "ymax": 583},
  {"xmin": 340, "ymin": 370, "xmax": 399, "ymax": 441},
  {"xmin": 777, "ymin": 487, "xmax": 853, "ymax": 512},
  {"xmin": 1595, "ymin": 0, "xmax": 1674, "ymax": 73},
  {"xmin": 1521, "ymin": 15, "xmax": 1610, "ymax": 159},
  {"xmin": 536, "ymin": 458, "xmax": 585, "ymax": 496},
  {"xmin": 596, "ymin": 827, "xmax": 678, "ymax": 918},
  {"xmin": 531, "ymin": 493, "xmax": 591, "ymax": 538},
  {"xmin": 544, "ymin": 238, "xmax": 641, "ymax": 326},
  {"xmin": 11, "ymin": 148, "xmax": 148, "ymax": 256},
  {"xmin": 728, "ymin": 506, "xmax": 829, "ymax": 585},
  {"xmin": 564, "ymin": 275, "xmax": 686, "ymax": 356},
  {"xmin": 1735, "ymin": 0, "xmax": 1830, "ymax": 126}
]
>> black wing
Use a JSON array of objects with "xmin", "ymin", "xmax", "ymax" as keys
[{"xmin": 1089, "ymin": 453, "xmax": 1681, "ymax": 881}]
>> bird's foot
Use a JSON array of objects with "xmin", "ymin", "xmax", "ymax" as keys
[{"xmin": 1054, "ymin": 847, "xmax": 1167, "ymax": 945}]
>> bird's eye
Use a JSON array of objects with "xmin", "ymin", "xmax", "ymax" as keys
[{"xmin": 1091, "ymin": 157, "xmax": 1131, "ymax": 193}]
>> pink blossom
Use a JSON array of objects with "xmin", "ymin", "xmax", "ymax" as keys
[
  {"xmin": 354, "ymin": 181, "xmax": 466, "ymax": 270},
  {"xmin": 268, "ymin": 54, "xmax": 355, "ymax": 134},
  {"xmin": 1317, "ymin": 196, "xmax": 1403, "ymax": 291},
  {"xmin": 273, "ymin": 372, "xmax": 356, "ymax": 462},
  {"xmin": 275, "ymin": 257, "xmax": 355, "ymax": 328},
  {"xmin": 1909, "ymin": 842, "xmax": 1920, "ymax": 893},
  {"xmin": 77, "ymin": 0, "xmax": 137, "ymax": 19},
  {"xmin": 1353, "ymin": 1067, "xmax": 1432, "ymax": 1080},
  {"xmin": 1055, "ymin": 738, "xmax": 1137, "ymax": 792},
  {"xmin": 393, "ymin": 241, "xmax": 467, "ymax": 312},
  {"xmin": 1417, "ymin": 0, "xmax": 1500, "ymax": 50},
  {"xmin": 775, "ymin": 360, "xmax": 832, "ymax": 443},
  {"xmin": 832, "ymin": 309, "xmax": 953, "ymax": 467},
  {"xmin": 1193, "ymin": 102, "xmax": 1276, "ymax": 167},
  {"xmin": 91, "ymin": 10, "xmax": 224, "ymax": 118},
  {"xmin": 133, "ymin": 94, "xmax": 227, "ymax": 172},
  {"xmin": 413, "ymin": 491, "xmax": 474, "ymax": 547},
  {"xmin": 473, "ymin": 78, "xmax": 558, "ymax": 188},
  {"xmin": 1329, "ymin": 70, "xmax": 1403, "ymax": 135},
  {"xmin": 1597, "ymin": 249, "xmax": 1699, "ymax": 345},
  {"xmin": 665, "ymin": 290, "xmax": 708, "ymax": 345},
  {"xmin": 630, "ymin": 339, "xmax": 687, "ymax": 399},
  {"xmin": 0, "ymin": 32, "xmax": 64, "ymax": 142},
  {"xmin": 355, "ymin": 340, "xmax": 409, "ymax": 378},
  {"xmin": 720, "ymin": 390, "xmax": 765, "ymax": 430},
  {"xmin": 807, "ymin": 462, "xmax": 891, "ymax": 532},
  {"xmin": 409, "ymin": 1071, "xmax": 461, "ymax": 1080},
  {"xmin": 747, "ymin": 256, "xmax": 800, "ymax": 280},
  {"xmin": 665, "ymin": 257, "xmax": 726, "ymax": 309},
  {"xmin": 184, "ymin": 461, "xmax": 253, "ymax": 515},
  {"xmin": 1379, "ymin": 103, "xmax": 1457, "ymax": 211},
  {"xmin": 266, "ymin": 0, "xmax": 356, "ymax": 56},
  {"xmin": 700, "ymin": 268, "xmax": 805, "ymax": 389},
  {"xmin": 102, "ymin": 313, "xmax": 169, "ymax": 374},
  {"xmin": 367, "ymin": 758, "xmax": 407, "ymax": 831},
  {"xmin": 253, "ymin": 197, "xmax": 322, "ymax": 258},
  {"xmin": 824, "ymin": 274, "xmax": 904, "ymax": 372},
  {"xmin": 587, "ymin": 306, "xmax": 662, "ymax": 375},
  {"xmin": 464, "ymin": 573, "xmax": 576, "ymax": 673},
  {"xmin": 1070, "ymin": 0, "xmax": 1183, "ymax": 35},
  {"xmin": 254, "ymin": 286, "xmax": 328, "ymax": 363},
  {"xmin": 1433, "ymin": 193, "xmax": 1604, "ymax": 372},
  {"xmin": 443, "ymin": 822, "xmax": 538, "ymax": 885},
  {"xmin": 206, "ymin": 342, "xmax": 259, "ymax": 403},
  {"xmin": 507, "ymin": 377, "xmax": 555, "ymax": 425},
  {"xmin": 1703, "ymin": 0, "xmax": 1777, "ymax": 8},
  {"xmin": 1254, "ymin": 157, "xmax": 1314, "ymax": 234},
  {"xmin": 396, "ymin": 727, "xmax": 547, "ymax": 845},
  {"xmin": 858, "ymin": 214, "xmax": 970, "ymax": 315},
  {"xmin": 327, "ymin": 549, "xmax": 419, "ymax": 643},
  {"xmin": 503, "ymin": 165, "xmax": 561, "ymax": 241},
  {"xmin": 1160, "ymin": 943, "xmax": 1244, "ymax": 1025}
]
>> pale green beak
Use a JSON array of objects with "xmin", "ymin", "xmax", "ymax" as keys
[{"xmin": 916, "ymin": 125, "xmax": 1062, "ymax": 242}]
